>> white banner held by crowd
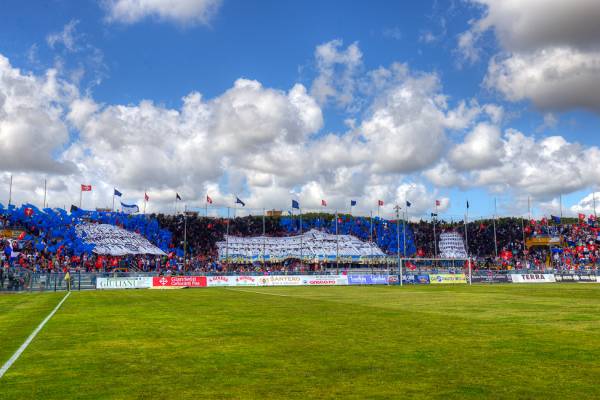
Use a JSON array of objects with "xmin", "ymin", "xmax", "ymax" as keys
[{"xmin": 76, "ymin": 223, "xmax": 166, "ymax": 256}]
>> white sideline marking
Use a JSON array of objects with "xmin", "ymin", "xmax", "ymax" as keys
[
  {"xmin": 0, "ymin": 291, "xmax": 71, "ymax": 379},
  {"xmin": 225, "ymin": 288, "xmax": 297, "ymax": 297}
]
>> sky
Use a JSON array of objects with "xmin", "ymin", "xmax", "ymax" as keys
[{"xmin": 1, "ymin": 0, "xmax": 600, "ymax": 220}]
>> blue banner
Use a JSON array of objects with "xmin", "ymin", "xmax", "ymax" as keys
[{"xmin": 347, "ymin": 274, "xmax": 389, "ymax": 285}]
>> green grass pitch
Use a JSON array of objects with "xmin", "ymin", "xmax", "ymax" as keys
[{"xmin": 2, "ymin": 284, "xmax": 600, "ymax": 399}]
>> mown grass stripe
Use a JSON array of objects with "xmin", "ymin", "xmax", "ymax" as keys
[{"xmin": 0, "ymin": 291, "xmax": 70, "ymax": 379}]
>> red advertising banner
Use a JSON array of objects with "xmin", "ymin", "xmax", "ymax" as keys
[{"xmin": 152, "ymin": 276, "xmax": 207, "ymax": 287}]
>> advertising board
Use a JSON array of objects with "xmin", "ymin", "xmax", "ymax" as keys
[
  {"xmin": 347, "ymin": 274, "xmax": 389, "ymax": 285},
  {"xmin": 429, "ymin": 273, "xmax": 467, "ymax": 284},
  {"xmin": 510, "ymin": 274, "xmax": 556, "ymax": 283},
  {"xmin": 300, "ymin": 275, "xmax": 348, "ymax": 286},
  {"xmin": 470, "ymin": 273, "xmax": 510, "ymax": 283},
  {"xmin": 206, "ymin": 276, "xmax": 237, "ymax": 287},
  {"xmin": 152, "ymin": 276, "xmax": 207, "ymax": 287},
  {"xmin": 554, "ymin": 273, "xmax": 597, "ymax": 283},
  {"xmin": 233, "ymin": 275, "xmax": 261, "ymax": 286},
  {"xmin": 265, "ymin": 275, "xmax": 303, "ymax": 286},
  {"xmin": 96, "ymin": 277, "xmax": 152, "ymax": 289}
]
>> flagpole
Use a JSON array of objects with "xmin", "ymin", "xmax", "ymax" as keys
[
  {"xmin": 528, "ymin": 195, "xmax": 531, "ymax": 220},
  {"xmin": 370, "ymin": 210, "xmax": 373, "ymax": 263},
  {"xmin": 43, "ymin": 178, "xmax": 47, "ymax": 209},
  {"xmin": 183, "ymin": 204, "xmax": 187, "ymax": 265},
  {"xmin": 300, "ymin": 208, "xmax": 303, "ymax": 270},
  {"xmin": 465, "ymin": 201, "xmax": 469, "ymax": 259},
  {"xmin": 205, "ymin": 200, "xmax": 208, "ymax": 218},
  {"xmin": 112, "ymin": 189, "xmax": 115, "ymax": 212},
  {"xmin": 395, "ymin": 205, "xmax": 402, "ymax": 286},
  {"xmin": 403, "ymin": 207, "xmax": 407, "ymax": 256},
  {"xmin": 493, "ymin": 197, "xmax": 498, "ymax": 258},
  {"xmin": 521, "ymin": 215, "xmax": 526, "ymax": 256},
  {"xmin": 226, "ymin": 207, "xmax": 230, "ymax": 266},
  {"xmin": 262, "ymin": 208, "xmax": 266, "ymax": 269},
  {"xmin": 79, "ymin": 187, "xmax": 83, "ymax": 209},
  {"xmin": 433, "ymin": 202, "xmax": 438, "ymax": 258},
  {"xmin": 335, "ymin": 210, "xmax": 339, "ymax": 272},
  {"xmin": 8, "ymin": 174, "xmax": 12, "ymax": 206},
  {"xmin": 593, "ymin": 191, "xmax": 597, "ymax": 220}
]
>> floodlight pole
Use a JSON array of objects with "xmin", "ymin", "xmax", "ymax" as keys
[
  {"xmin": 8, "ymin": 174, "xmax": 12, "ymax": 206},
  {"xmin": 43, "ymin": 178, "xmax": 47, "ymax": 209}
]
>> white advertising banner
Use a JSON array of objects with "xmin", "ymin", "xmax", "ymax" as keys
[
  {"xmin": 510, "ymin": 273, "xmax": 556, "ymax": 283},
  {"xmin": 96, "ymin": 276, "xmax": 153, "ymax": 289},
  {"xmin": 233, "ymin": 275, "xmax": 261, "ymax": 286},
  {"xmin": 300, "ymin": 275, "xmax": 348, "ymax": 286},
  {"xmin": 206, "ymin": 276, "xmax": 238, "ymax": 287},
  {"xmin": 203, "ymin": 274, "xmax": 348, "ymax": 287},
  {"xmin": 264, "ymin": 275, "xmax": 304, "ymax": 286}
]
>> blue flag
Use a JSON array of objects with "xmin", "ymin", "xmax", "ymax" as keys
[
  {"xmin": 236, "ymin": 197, "xmax": 245, "ymax": 207},
  {"xmin": 114, "ymin": 188, "xmax": 122, "ymax": 197},
  {"xmin": 292, "ymin": 200, "xmax": 300, "ymax": 209},
  {"xmin": 350, "ymin": 200, "xmax": 357, "ymax": 207},
  {"xmin": 406, "ymin": 201, "xmax": 411, "ymax": 207},
  {"xmin": 551, "ymin": 215, "xmax": 561, "ymax": 224}
]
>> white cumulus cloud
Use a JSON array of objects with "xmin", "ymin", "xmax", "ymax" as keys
[{"xmin": 103, "ymin": 0, "xmax": 222, "ymax": 25}]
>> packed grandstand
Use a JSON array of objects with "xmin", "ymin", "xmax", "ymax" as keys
[{"xmin": 1, "ymin": 200, "xmax": 599, "ymax": 291}]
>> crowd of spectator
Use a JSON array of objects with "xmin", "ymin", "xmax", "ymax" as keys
[{"xmin": 2, "ymin": 202, "xmax": 600, "ymax": 290}]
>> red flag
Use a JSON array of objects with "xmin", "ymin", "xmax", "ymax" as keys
[
  {"xmin": 81, "ymin": 184, "xmax": 92, "ymax": 191},
  {"xmin": 590, "ymin": 214, "xmax": 597, "ymax": 221},
  {"xmin": 24, "ymin": 207, "xmax": 34, "ymax": 217},
  {"xmin": 378, "ymin": 200, "xmax": 384, "ymax": 206},
  {"xmin": 144, "ymin": 193, "xmax": 149, "ymax": 202},
  {"xmin": 435, "ymin": 200, "xmax": 440, "ymax": 206},
  {"xmin": 206, "ymin": 195, "xmax": 213, "ymax": 204},
  {"xmin": 406, "ymin": 261, "xmax": 417, "ymax": 270},
  {"xmin": 579, "ymin": 213, "xmax": 585, "ymax": 221},
  {"xmin": 321, "ymin": 199, "xmax": 327, "ymax": 207}
]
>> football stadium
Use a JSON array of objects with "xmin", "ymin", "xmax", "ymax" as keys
[{"xmin": 3, "ymin": 1, "xmax": 600, "ymax": 399}]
